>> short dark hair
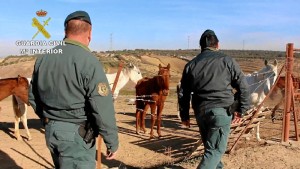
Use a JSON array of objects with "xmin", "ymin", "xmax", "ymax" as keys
[
  {"xmin": 65, "ymin": 20, "xmax": 91, "ymax": 35},
  {"xmin": 205, "ymin": 34, "xmax": 219, "ymax": 48},
  {"xmin": 199, "ymin": 29, "xmax": 219, "ymax": 49}
]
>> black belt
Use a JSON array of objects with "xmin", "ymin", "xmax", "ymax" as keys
[{"xmin": 43, "ymin": 117, "xmax": 86, "ymax": 126}]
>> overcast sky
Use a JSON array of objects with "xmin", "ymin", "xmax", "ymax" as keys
[{"xmin": 0, "ymin": 0, "xmax": 299, "ymax": 57}]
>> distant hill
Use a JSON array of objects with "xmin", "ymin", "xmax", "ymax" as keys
[{"xmin": 0, "ymin": 49, "xmax": 294, "ymax": 91}]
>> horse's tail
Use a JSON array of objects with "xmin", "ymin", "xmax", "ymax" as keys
[{"xmin": 12, "ymin": 95, "xmax": 22, "ymax": 117}]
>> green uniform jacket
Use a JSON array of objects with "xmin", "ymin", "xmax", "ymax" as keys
[
  {"xmin": 28, "ymin": 39, "xmax": 119, "ymax": 152},
  {"xmin": 179, "ymin": 48, "xmax": 250, "ymax": 121}
]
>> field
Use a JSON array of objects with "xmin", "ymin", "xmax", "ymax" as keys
[{"xmin": 1, "ymin": 53, "xmax": 300, "ymax": 169}]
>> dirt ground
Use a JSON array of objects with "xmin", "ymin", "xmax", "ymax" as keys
[{"xmin": 1, "ymin": 56, "xmax": 300, "ymax": 169}]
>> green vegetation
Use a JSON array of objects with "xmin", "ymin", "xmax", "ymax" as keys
[
  {"xmin": 103, "ymin": 49, "xmax": 299, "ymax": 59},
  {"xmin": 0, "ymin": 55, "xmax": 37, "ymax": 66}
]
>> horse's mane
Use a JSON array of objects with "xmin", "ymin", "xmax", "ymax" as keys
[
  {"xmin": 0, "ymin": 76, "xmax": 29, "ymax": 84},
  {"xmin": 0, "ymin": 77, "xmax": 18, "ymax": 83}
]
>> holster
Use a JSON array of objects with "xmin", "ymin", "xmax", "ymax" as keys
[
  {"xmin": 78, "ymin": 121, "xmax": 97, "ymax": 144},
  {"xmin": 227, "ymin": 100, "xmax": 240, "ymax": 120},
  {"xmin": 42, "ymin": 117, "xmax": 49, "ymax": 127}
]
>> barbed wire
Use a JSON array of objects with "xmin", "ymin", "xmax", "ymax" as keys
[
  {"xmin": 114, "ymin": 63, "xmax": 284, "ymax": 102},
  {"xmin": 135, "ymin": 98, "xmax": 156, "ymax": 102}
]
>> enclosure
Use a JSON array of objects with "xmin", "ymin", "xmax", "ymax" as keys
[{"xmin": 0, "ymin": 51, "xmax": 300, "ymax": 169}]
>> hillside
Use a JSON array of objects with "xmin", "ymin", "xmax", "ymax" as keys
[{"xmin": 0, "ymin": 49, "xmax": 286, "ymax": 86}]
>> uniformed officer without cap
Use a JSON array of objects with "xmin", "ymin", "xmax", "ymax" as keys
[{"xmin": 29, "ymin": 10, "xmax": 119, "ymax": 169}]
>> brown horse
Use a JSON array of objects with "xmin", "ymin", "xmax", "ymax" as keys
[
  {"xmin": 0, "ymin": 76, "xmax": 31, "ymax": 140},
  {"xmin": 270, "ymin": 75, "xmax": 300, "ymax": 122},
  {"xmin": 135, "ymin": 63, "xmax": 171, "ymax": 138}
]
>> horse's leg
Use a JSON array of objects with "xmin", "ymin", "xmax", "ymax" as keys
[
  {"xmin": 255, "ymin": 122, "xmax": 261, "ymax": 141},
  {"xmin": 20, "ymin": 104, "xmax": 32, "ymax": 140},
  {"xmin": 135, "ymin": 98, "xmax": 145, "ymax": 134},
  {"xmin": 271, "ymin": 98, "xmax": 284, "ymax": 122},
  {"xmin": 14, "ymin": 116, "xmax": 21, "ymax": 140},
  {"xmin": 136, "ymin": 109, "xmax": 141, "ymax": 134},
  {"xmin": 12, "ymin": 96, "xmax": 22, "ymax": 140},
  {"xmin": 141, "ymin": 103, "xmax": 150, "ymax": 134},
  {"xmin": 272, "ymin": 90, "xmax": 285, "ymax": 122},
  {"xmin": 149, "ymin": 103, "xmax": 157, "ymax": 139},
  {"xmin": 156, "ymin": 102, "xmax": 165, "ymax": 138}
]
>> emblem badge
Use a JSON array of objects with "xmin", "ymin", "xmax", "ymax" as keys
[
  {"xmin": 32, "ymin": 9, "xmax": 51, "ymax": 39},
  {"xmin": 98, "ymin": 83, "xmax": 109, "ymax": 96}
]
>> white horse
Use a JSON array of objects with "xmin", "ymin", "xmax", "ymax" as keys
[
  {"xmin": 245, "ymin": 59, "xmax": 278, "ymax": 141},
  {"xmin": 106, "ymin": 63, "xmax": 142, "ymax": 100}
]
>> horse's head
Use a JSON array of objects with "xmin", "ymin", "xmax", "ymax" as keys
[
  {"xmin": 259, "ymin": 59, "xmax": 278, "ymax": 86},
  {"xmin": 126, "ymin": 63, "xmax": 143, "ymax": 84},
  {"xmin": 247, "ymin": 60, "xmax": 278, "ymax": 106},
  {"xmin": 158, "ymin": 63, "xmax": 171, "ymax": 95},
  {"xmin": 12, "ymin": 75, "xmax": 30, "ymax": 105}
]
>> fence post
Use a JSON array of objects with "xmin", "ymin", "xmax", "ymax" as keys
[
  {"xmin": 282, "ymin": 43, "xmax": 294, "ymax": 142},
  {"xmin": 111, "ymin": 62, "xmax": 124, "ymax": 95}
]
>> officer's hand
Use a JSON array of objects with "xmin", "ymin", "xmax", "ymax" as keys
[
  {"xmin": 181, "ymin": 120, "xmax": 190, "ymax": 128},
  {"xmin": 232, "ymin": 112, "xmax": 243, "ymax": 124},
  {"xmin": 106, "ymin": 150, "xmax": 117, "ymax": 160}
]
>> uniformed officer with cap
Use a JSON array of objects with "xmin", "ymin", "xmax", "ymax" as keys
[
  {"xmin": 29, "ymin": 10, "xmax": 119, "ymax": 169},
  {"xmin": 178, "ymin": 29, "xmax": 250, "ymax": 169}
]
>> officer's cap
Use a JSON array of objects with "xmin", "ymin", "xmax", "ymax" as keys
[
  {"xmin": 64, "ymin": 10, "xmax": 91, "ymax": 28},
  {"xmin": 199, "ymin": 29, "xmax": 219, "ymax": 48}
]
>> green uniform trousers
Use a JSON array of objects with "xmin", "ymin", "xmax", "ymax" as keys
[
  {"xmin": 195, "ymin": 107, "xmax": 232, "ymax": 169},
  {"xmin": 45, "ymin": 120, "xmax": 96, "ymax": 169}
]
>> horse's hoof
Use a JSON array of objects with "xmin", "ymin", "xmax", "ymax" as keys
[
  {"xmin": 28, "ymin": 137, "xmax": 33, "ymax": 141},
  {"xmin": 149, "ymin": 135, "xmax": 154, "ymax": 139}
]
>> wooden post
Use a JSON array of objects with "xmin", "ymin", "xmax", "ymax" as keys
[
  {"xmin": 111, "ymin": 62, "xmax": 124, "ymax": 96},
  {"xmin": 282, "ymin": 43, "xmax": 294, "ymax": 142},
  {"xmin": 97, "ymin": 62, "xmax": 123, "ymax": 169}
]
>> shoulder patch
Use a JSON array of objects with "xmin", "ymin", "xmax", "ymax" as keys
[{"xmin": 98, "ymin": 83, "xmax": 109, "ymax": 96}]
